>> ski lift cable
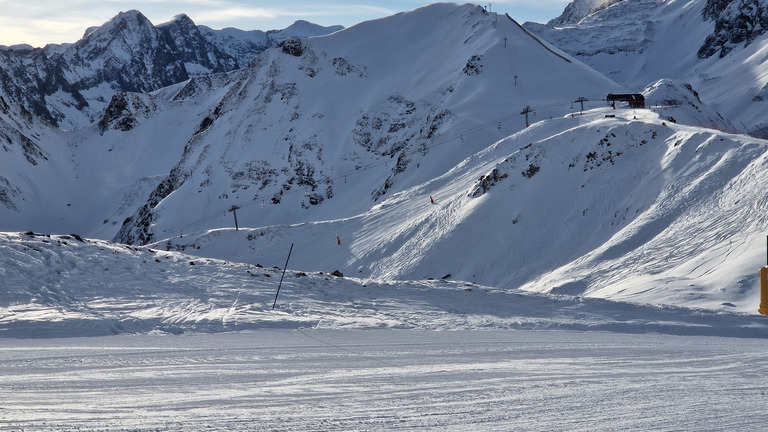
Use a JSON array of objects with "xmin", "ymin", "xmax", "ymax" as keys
[
  {"xmin": 502, "ymin": 35, "xmax": 528, "ymax": 106},
  {"xmin": 231, "ymin": 95, "xmax": 610, "ymax": 214},
  {"xmin": 212, "ymin": 96, "xmax": 601, "ymax": 216},
  {"xmin": 208, "ymin": 97, "xmax": 588, "ymax": 220},
  {"xmin": 255, "ymin": 95, "xmax": 607, "ymax": 196}
]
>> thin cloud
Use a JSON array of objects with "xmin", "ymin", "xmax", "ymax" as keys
[
  {"xmin": 196, "ymin": 7, "xmax": 281, "ymax": 23},
  {"xmin": 196, "ymin": 4, "xmax": 396, "ymax": 24}
]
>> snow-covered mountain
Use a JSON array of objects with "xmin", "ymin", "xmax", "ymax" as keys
[
  {"xmin": 547, "ymin": 0, "xmax": 625, "ymax": 26},
  {"xmin": 150, "ymin": 106, "xmax": 766, "ymax": 312},
  {"xmin": 2, "ymin": 2, "xmax": 768, "ymax": 332},
  {"xmin": 526, "ymin": 0, "xmax": 768, "ymax": 135},
  {"xmin": 0, "ymin": 97, "xmax": 69, "ymax": 232},
  {"xmin": 104, "ymin": 5, "xmax": 617, "ymax": 248},
  {"xmin": 0, "ymin": 11, "xmax": 342, "ymax": 130}
]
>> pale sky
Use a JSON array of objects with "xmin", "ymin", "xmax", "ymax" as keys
[{"xmin": 0, "ymin": 0, "xmax": 571, "ymax": 48}]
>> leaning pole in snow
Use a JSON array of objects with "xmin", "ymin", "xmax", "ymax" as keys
[
  {"xmin": 273, "ymin": 243, "xmax": 294, "ymax": 310},
  {"xmin": 760, "ymin": 235, "xmax": 768, "ymax": 315}
]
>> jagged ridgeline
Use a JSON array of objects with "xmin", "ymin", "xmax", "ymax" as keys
[
  {"xmin": 526, "ymin": 0, "xmax": 768, "ymax": 133},
  {"xmin": 0, "ymin": 10, "xmax": 342, "ymax": 130}
]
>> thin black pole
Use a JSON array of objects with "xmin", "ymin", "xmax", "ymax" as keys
[
  {"xmin": 228, "ymin": 205, "xmax": 240, "ymax": 231},
  {"xmin": 272, "ymin": 243, "xmax": 294, "ymax": 310}
]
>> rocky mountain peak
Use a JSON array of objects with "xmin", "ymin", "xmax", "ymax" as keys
[
  {"xmin": 0, "ymin": 10, "xmax": 342, "ymax": 130},
  {"xmin": 89, "ymin": 10, "xmax": 155, "ymax": 43}
]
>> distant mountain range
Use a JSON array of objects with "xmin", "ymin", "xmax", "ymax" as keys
[{"xmin": 0, "ymin": 11, "xmax": 342, "ymax": 129}]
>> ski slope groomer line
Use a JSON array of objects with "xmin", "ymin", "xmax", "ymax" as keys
[{"xmin": 2, "ymin": 330, "xmax": 768, "ymax": 431}]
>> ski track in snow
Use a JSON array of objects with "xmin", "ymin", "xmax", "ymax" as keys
[{"xmin": 1, "ymin": 330, "xmax": 767, "ymax": 431}]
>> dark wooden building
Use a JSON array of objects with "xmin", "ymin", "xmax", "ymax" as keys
[{"xmin": 607, "ymin": 93, "xmax": 645, "ymax": 109}]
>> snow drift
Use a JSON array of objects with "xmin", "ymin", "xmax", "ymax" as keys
[{"xmin": 2, "ymin": 230, "xmax": 767, "ymax": 338}]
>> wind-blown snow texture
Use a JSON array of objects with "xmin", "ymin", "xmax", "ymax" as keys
[
  {"xmin": 3, "ymin": 330, "xmax": 768, "ymax": 431},
  {"xmin": 2, "ymin": 231, "xmax": 767, "ymax": 338}
]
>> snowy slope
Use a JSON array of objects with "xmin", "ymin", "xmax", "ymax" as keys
[
  {"xmin": 0, "ymin": 11, "xmax": 342, "ymax": 130},
  {"xmin": 2, "ymin": 5, "xmax": 768, "ymax": 427},
  {"xmin": 0, "ymin": 99, "xmax": 80, "ymax": 234},
  {"xmin": 156, "ymin": 106, "xmax": 768, "ymax": 314},
  {"xmin": 199, "ymin": 20, "xmax": 344, "ymax": 70},
  {"xmin": 0, "ymin": 84, "xmax": 223, "ymax": 239},
  {"xmin": 109, "ymin": 4, "xmax": 621, "ymax": 246},
  {"xmin": 267, "ymin": 20, "xmax": 344, "ymax": 43},
  {"xmin": 2, "ymin": 231, "xmax": 766, "ymax": 338},
  {"xmin": 527, "ymin": 0, "xmax": 713, "ymax": 86},
  {"xmin": 547, "ymin": 0, "xmax": 626, "ymax": 26},
  {"xmin": 2, "ymin": 3, "xmax": 768, "ymax": 331},
  {"xmin": 527, "ymin": 0, "xmax": 768, "ymax": 134}
]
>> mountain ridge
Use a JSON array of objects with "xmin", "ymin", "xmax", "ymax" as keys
[
  {"xmin": 106, "ymin": 4, "xmax": 620, "ymax": 245},
  {"xmin": 0, "ymin": 10, "xmax": 342, "ymax": 129}
]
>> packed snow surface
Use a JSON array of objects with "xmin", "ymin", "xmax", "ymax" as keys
[
  {"xmin": 2, "ymin": 330, "xmax": 768, "ymax": 431},
  {"xmin": 5, "ymin": 228, "xmax": 767, "ymax": 430}
]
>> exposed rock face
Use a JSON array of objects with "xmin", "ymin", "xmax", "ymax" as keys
[
  {"xmin": 547, "ymin": 0, "xmax": 626, "ymax": 26},
  {"xmin": 97, "ymin": 92, "xmax": 157, "ymax": 133},
  {"xmin": 698, "ymin": 0, "xmax": 768, "ymax": 58},
  {"xmin": 0, "ymin": 46, "xmax": 74, "ymax": 127}
]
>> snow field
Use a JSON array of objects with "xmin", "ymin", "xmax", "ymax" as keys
[
  {"xmin": 2, "ymin": 330, "xmax": 768, "ymax": 431},
  {"xmin": 2, "ymin": 5, "xmax": 768, "ymax": 429},
  {"xmin": 10, "ymin": 5, "xmax": 767, "ymax": 316}
]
